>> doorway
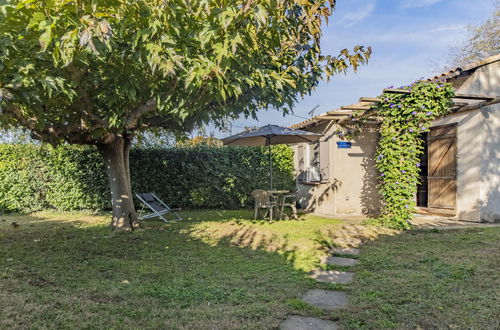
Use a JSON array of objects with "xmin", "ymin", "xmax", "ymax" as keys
[
  {"xmin": 416, "ymin": 133, "xmax": 428, "ymax": 207},
  {"xmin": 417, "ymin": 124, "xmax": 457, "ymax": 214}
]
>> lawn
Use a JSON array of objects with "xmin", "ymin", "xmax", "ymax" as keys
[
  {"xmin": 340, "ymin": 227, "xmax": 500, "ymax": 329},
  {"xmin": 0, "ymin": 210, "xmax": 344, "ymax": 329},
  {"xmin": 1, "ymin": 210, "xmax": 498, "ymax": 329}
]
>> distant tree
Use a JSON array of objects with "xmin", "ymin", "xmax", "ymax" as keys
[
  {"xmin": 449, "ymin": 0, "xmax": 499, "ymax": 67},
  {"xmin": 0, "ymin": 129, "xmax": 37, "ymax": 144},
  {"xmin": 177, "ymin": 136, "xmax": 223, "ymax": 147},
  {"xmin": 133, "ymin": 130, "xmax": 176, "ymax": 149},
  {"xmin": 0, "ymin": 0, "xmax": 370, "ymax": 230}
]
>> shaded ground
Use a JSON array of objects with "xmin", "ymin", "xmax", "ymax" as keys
[
  {"xmin": 339, "ymin": 227, "xmax": 500, "ymax": 329},
  {"xmin": 0, "ymin": 210, "xmax": 346, "ymax": 329}
]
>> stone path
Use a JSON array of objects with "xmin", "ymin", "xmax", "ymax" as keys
[
  {"xmin": 322, "ymin": 256, "xmax": 359, "ymax": 267},
  {"xmin": 280, "ymin": 316, "xmax": 339, "ymax": 330},
  {"xmin": 329, "ymin": 247, "xmax": 360, "ymax": 256},
  {"xmin": 309, "ymin": 270, "xmax": 354, "ymax": 284},
  {"xmin": 301, "ymin": 289, "xmax": 348, "ymax": 311},
  {"xmin": 279, "ymin": 226, "xmax": 364, "ymax": 330}
]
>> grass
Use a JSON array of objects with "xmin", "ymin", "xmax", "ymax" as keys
[
  {"xmin": 0, "ymin": 209, "xmax": 344, "ymax": 329},
  {"xmin": 340, "ymin": 227, "xmax": 500, "ymax": 329},
  {"xmin": 2, "ymin": 210, "xmax": 498, "ymax": 329}
]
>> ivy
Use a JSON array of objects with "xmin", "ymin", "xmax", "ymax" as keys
[{"xmin": 372, "ymin": 81, "xmax": 455, "ymax": 229}]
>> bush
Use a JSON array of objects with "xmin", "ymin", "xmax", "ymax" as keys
[{"xmin": 0, "ymin": 144, "xmax": 294, "ymax": 212}]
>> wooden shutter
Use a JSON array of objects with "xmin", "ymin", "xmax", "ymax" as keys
[
  {"xmin": 428, "ymin": 124, "xmax": 457, "ymax": 211},
  {"xmin": 319, "ymin": 139, "xmax": 330, "ymax": 182}
]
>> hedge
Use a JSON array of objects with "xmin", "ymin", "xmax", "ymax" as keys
[{"xmin": 0, "ymin": 144, "xmax": 294, "ymax": 212}]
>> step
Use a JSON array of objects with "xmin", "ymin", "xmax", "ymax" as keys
[
  {"xmin": 280, "ymin": 315, "xmax": 339, "ymax": 330},
  {"xmin": 322, "ymin": 256, "xmax": 359, "ymax": 267},
  {"xmin": 301, "ymin": 289, "xmax": 348, "ymax": 310},
  {"xmin": 329, "ymin": 247, "xmax": 360, "ymax": 256},
  {"xmin": 309, "ymin": 270, "xmax": 354, "ymax": 284}
]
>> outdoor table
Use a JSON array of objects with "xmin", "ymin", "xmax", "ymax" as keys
[{"xmin": 267, "ymin": 190, "xmax": 291, "ymax": 219}]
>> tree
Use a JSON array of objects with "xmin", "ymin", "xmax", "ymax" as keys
[
  {"xmin": 133, "ymin": 129, "xmax": 176, "ymax": 149},
  {"xmin": 0, "ymin": 0, "xmax": 370, "ymax": 230},
  {"xmin": 449, "ymin": 0, "xmax": 499, "ymax": 67}
]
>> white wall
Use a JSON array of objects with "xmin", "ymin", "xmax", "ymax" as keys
[
  {"xmin": 294, "ymin": 123, "xmax": 381, "ymax": 217},
  {"xmin": 431, "ymin": 60, "xmax": 500, "ymax": 222}
]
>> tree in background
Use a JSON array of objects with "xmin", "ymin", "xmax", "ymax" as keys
[
  {"xmin": 0, "ymin": 0, "xmax": 370, "ymax": 230},
  {"xmin": 0, "ymin": 129, "xmax": 37, "ymax": 144},
  {"xmin": 449, "ymin": 0, "xmax": 499, "ymax": 67},
  {"xmin": 133, "ymin": 130, "xmax": 176, "ymax": 149}
]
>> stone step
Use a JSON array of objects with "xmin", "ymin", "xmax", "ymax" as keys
[
  {"xmin": 309, "ymin": 270, "xmax": 354, "ymax": 284},
  {"xmin": 301, "ymin": 289, "xmax": 348, "ymax": 310},
  {"xmin": 332, "ymin": 238, "xmax": 363, "ymax": 247},
  {"xmin": 322, "ymin": 256, "xmax": 359, "ymax": 267},
  {"xmin": 280, "ymin": 315, "xmax": 339, "ymax": 330},
  {"xmin": 329, "ymin": 247, "xmax": 360, "ymax": 256}
]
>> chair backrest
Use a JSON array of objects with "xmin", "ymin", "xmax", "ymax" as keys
[
  {"xmin": 251, "ymin": 189, "xmax": 273, "ymax": 207},
  {"xmin": 138, "ymin": 193, "xmax": 156, "ymax": 203},
  {"xmin": 137, "ymin": 193, "xmax": 170, "ymax": 212}
]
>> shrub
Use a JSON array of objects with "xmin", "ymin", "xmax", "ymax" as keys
[{"xmin": 0, "ymin": 144, "xmax": 294, "ymax": 212}]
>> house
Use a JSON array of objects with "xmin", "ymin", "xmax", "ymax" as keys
[{"xmin": 292, "ymin": 54, "xmax": 500, "ymax": 223}]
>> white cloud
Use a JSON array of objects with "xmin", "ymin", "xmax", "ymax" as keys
[
  {"xmin": 339, "ymin": 1, "xmax": 376, "ymax": 27},
  {"xmin": 367, "ymin": 24, "xmax": 465, "ymax": 45},
  {"xmin": 402, "ymin": 0, "xmax": 444, "ymax": 8}
]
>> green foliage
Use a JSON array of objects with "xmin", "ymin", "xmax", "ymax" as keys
[
  {"xmin": 0, "ymin": 144, "xmax": 294, "ymax": 212},
  {"xmin": 373, "ymin": 82, "xmax": 455, "ymax": 229},
  {"xmin": 0, "ymin": 0, "xmax": 370, "ymax": 145},
  {"xmin": 176, "ymin": 136, "xmax": 223, "ymax": 147}
]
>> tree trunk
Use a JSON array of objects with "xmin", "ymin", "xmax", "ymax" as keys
[{"xmin": 98, "ymin": 135, "xmax": 139, "ymax": 230}]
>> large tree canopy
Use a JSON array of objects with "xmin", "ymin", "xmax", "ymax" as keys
[{"xmin": 0, "ymin": 0, "xmax": 370, "ymax": 229}]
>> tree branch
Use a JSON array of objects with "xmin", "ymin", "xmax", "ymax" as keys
[
  {"xmin": 141, "ymin": 115, "xmax": 196, "ymax": 132},
  {"xmin": 126, "ymin": 99, "xmax": 157, "ymax": 129}
]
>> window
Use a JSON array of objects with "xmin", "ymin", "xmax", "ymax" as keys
[
  {"xmin": 305, "ymin": 142, "xmax": 321, "ymax": 182},
  {"xmin": 297, "ymin": 140, "xmax": 329, "ymax": 183}
]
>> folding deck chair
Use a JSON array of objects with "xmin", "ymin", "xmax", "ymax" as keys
[{"xmin": 135, "ymin": 193, "xmax": 182, "ymax": 223}]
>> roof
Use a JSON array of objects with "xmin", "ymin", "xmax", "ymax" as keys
[
  {"xmin": 427, "ymin": 54, "xmax": 500, "ymax": 82},
  {"xmin": 291, "ymin": 54, "xmax": 500, "ymax": 130}
]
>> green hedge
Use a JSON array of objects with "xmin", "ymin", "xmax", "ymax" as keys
[{"xmin": 0, "ymin": 144, "xmax": 294, "ymax": 212}]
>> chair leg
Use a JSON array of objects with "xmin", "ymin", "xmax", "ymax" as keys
[
  {"xmin": 291, "ymin": 204, "xmax": 298, "ymax": 219},
  {"xmin": 269, "ymin": 207, "xmax": 273, "ymax": 222},
  {"xmin": 254, "ymin": 206, "xmax": 258, "ymax": 220},
  {"xmin": 157, "ymin": 213, "xmax": 168, "ymax": 223}
]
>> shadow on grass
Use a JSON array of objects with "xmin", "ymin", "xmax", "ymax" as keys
[{"xmin": 0, "ymin": 211, "xmax": 337, "ymax": 329}]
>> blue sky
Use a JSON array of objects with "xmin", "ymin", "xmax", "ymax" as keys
[{"xmin": 209, "ymin": 0, "xmax": 495, "ymax": 137}]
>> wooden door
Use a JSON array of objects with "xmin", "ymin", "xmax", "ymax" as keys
[{"xmin": 427, "ymin": 124, "xmax": 457, "ymax": 212}]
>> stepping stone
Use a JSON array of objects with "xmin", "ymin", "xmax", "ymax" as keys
[
  {"xmin": 330, "ymin": 247, "xmax": 360, "ymax": 256},
  {"xmin": 322, "ymin": 256, "xmax": 359, "ymax": 267},
  {"xmin": 332, "ymin": 238, "xmax": 363, "ymax": 247},
  {"xmin": 280, "ymin": 315, "xmax": 339, "ymax": 330},
  {"xmin": 309, "ymin": 270, "xmax": 354, "ymax": 284},
  {"xmin": 302, "ymin": 289, "xmax": 348, "ymax": 310}
]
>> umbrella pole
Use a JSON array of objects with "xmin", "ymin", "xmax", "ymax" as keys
[{"xmin": 269, "ymin": 144, "xmax": 273, "ymax": 190}]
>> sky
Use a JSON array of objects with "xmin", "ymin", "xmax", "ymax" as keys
[{"xmin": 209, "ymin": 0, "xmax": 496, "ymax": 137}]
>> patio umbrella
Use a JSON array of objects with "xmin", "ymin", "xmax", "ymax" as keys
[{"xmin": 221, "ymin": 124, "xmax": 322, "ymax": 189}]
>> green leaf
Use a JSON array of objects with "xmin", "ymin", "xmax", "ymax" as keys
[{"xmin": 39, "ymin": 26, "xmax": 52, "ymax": 52}]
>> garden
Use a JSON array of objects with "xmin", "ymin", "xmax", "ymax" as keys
[{"xmin": 1, "ymin": 0, "xmax": 499, "ymax": 328}]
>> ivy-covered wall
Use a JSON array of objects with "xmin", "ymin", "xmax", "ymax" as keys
[{"xmin": 0, "ymin": 144, "xmax": 294, "ymax": 213}]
